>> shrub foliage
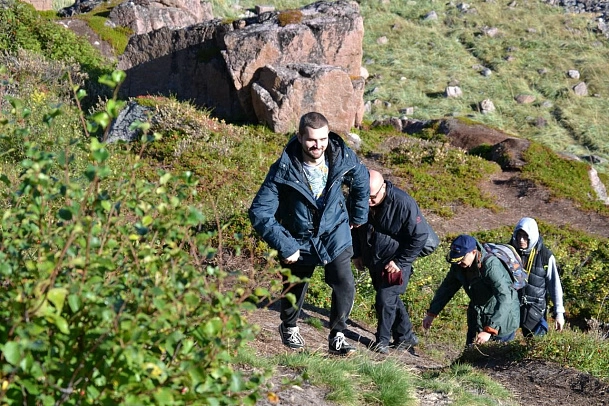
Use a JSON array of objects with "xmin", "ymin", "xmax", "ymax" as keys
[{"xmin": 0, "ymin": 71, "xmax": 267, "ymax": 404}]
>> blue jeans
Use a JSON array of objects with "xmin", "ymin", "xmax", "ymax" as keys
[
  {"xmin": 492, "ymin": 331, "xmax": 516, "ymax": 342},
  {"xmin": 523, "ymin": 317, "xmax": 549, "ymax": 337}
]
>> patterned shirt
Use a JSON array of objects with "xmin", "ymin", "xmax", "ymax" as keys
[{"xmin": 303, "ymin": 159, "xmax": 328, "ymax": 206}]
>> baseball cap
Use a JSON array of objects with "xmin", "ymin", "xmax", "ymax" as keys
[{"xmin": 447, "ymin": 234, "xmax": 477, "ymax": 263}]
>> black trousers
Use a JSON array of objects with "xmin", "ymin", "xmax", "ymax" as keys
[
  {"xmin": 280, "ymin": 246, "xmax": 355, "ymax": 334},
  {"xmin": 370, "ymin": 266, "xmax": 416, "ymax": 345}
]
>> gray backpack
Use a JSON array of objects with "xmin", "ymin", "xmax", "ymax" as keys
[{"xmin": 482, "ymin": 243, "xmax": 527, "ymax": 290}]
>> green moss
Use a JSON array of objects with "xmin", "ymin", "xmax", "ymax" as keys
[
  {"xmin": 521, "ymin": 143, "xmax": 609, "ymax": 216},
  {"xmin": 277, "ymin": 9, "xmax": 303, "ymax": 27},
  {"xmin": 85, "ymin": 15, "xmax": 132, "ymax": 55},
  {"xmin": 469, "ymin": 144, "xmax": 494, "ymax": 160}
]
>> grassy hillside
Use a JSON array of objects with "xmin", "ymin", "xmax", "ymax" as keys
[
  {"xmin": 1, "ymin": 0, "xmax": 609, "ymax": 404},
  {"xmin": 209, "ymin": 0, "xmax": 609, "ymax": 174}
]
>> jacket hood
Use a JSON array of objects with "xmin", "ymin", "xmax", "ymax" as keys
[{"xmin": 511, "ymin": 217, "xmax": 539, "ymax": 253}]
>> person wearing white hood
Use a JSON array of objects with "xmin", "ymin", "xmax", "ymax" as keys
[{"xmin": 510, "ymin": 217, "xmax": 566, "ymax": 336}]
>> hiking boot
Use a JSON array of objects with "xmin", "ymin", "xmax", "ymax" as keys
[
  {"xmin": 279, "ymin": 324, "xmax": 305, "ymax": 350},
  {"xmin": 369, "ymin": 342, "xmax": 389, "ymax": 355},
  {"xmin": 328, "ymin": 332, "xmax": 356, "ymax": 356}
]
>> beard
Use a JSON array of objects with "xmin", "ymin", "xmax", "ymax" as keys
[{"xmin": 302, "ymin": 145, "xmax": 325, "ymax": 161}]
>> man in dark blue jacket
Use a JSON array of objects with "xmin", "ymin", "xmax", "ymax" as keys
[
  {"xmin": 249, "ymin": 112, "xmax": 369, "ymax": 356},
  {"xmin": 352, "ymin": 170, "xmax": 428, "ymax": 355}
]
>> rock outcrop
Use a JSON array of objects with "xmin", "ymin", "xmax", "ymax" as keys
[
  {"xmin": 118, "ymin": 0, "xmax": 364, "ymax": 133},
  {"xmin": 368, "ymin": 117, "xmax": 530, "ymax": 170},
  {"xmin": 251, "ymin": 64, "xmax": 365, "ymax": 134},
  {"xmin": 108, "ymin": 0, "xmax": 214, "ymax": 35}
]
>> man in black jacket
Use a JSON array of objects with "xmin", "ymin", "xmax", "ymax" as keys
[{"xmin": 352, "ymin": 170, "xmax": 428, "ymax": 354}]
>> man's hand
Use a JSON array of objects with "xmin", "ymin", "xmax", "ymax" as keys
[
  {"xmin": 283, "ymin": 250, "xmax": 300, "ymax": 264},
  {"xmin": 555, "ymin": 313, "xmax": 565, "ymax": 331},
  {"xmin": 422, "ymin": 314, "xmax": 435, "ymax": 330},
  {"xmin": 353, "ymin": 257, "xmax": 365, "ymax": 272},
  {"xmin": 474, "ymin": 331, "xmax": 491, "ymax": 344},
  {"xmin": 384, "ymin": 260, "xmax": 400, "ymax": 273},
  {"xmin": 350, "ymin": 223, "xmax": 363, "ymax": 229}
]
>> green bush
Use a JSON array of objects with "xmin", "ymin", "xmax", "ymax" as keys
[
  {"xmin": 0, "ymin": 71, "xmax": 268, "ymax": 404},
  {"xmin": 0, "ymin": 1, "xmax": 110, "ymax": 74}
]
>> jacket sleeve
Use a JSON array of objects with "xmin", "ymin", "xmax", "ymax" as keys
[
  {"xmin": 392, "ymin": 200, "xmax": 428, "ymax": 271},
  {"xmin": 351, "ymin": 226, "xmax": 363, "ymax": 259},
  {"xmin": 483, "ymin": 257, "xmax": 518, "ymax": 334},
  {"xmin": 546, "ymin": 255, "xmax": 565, "ymax": 316},
  {"xmin": 428, "ymin": 267, "xmax": 462, "ymax": 316},
  {"xmin": 248, "ymin": 164, "xmax": 300, "ymax": 260},
  {"xmin": 346, "ymin": 158, "xmax": 369, "ymax": 226}
]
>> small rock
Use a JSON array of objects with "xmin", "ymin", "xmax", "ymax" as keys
[
  {"xmin": 255, "ymin": 5, "xmax": 275, "ymax": 14},
  {"xmin": 573, "ymin": 82, "xmax": 588, "ymax": 96},
  {"xmin": 346, "ymin": 132, "xmax": 362, "ymax": 151},
  {"xmin": 399, "ymin": 106, "xmax": 415, "ymax": 115},
  {"xmin": 424, "ymin": 10, "xmax": 438, "ymax": 20},
  {"xmin": 360, "ymin": 66, "xmax": 369, "ymax": 80},
  {"xmin": 567, "ymin": 69, "xmax": 580, "ymax": 79},
  {"xmin": 481, "ymin": 26, "xmax": 499, "ymax": 37},
  {"xmin": 446, "ymin": 86, "xmax": 463, "ymax": 98},
  {"xmin": 480, "ymin": 99, "xmax": 495, "ymax": 114},
  {"xmin": 457, "ymin": 3, "xmax": 470, "ymax": 12},
  {"xmin": 515, "ymin": 94, "xmax": 536, "ymax": 104}
]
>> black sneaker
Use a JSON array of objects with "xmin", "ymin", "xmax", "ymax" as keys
[
  {"xmin": 369, "ymin": 342, "xmax": 389, "ymax": 355},
  {"xmin": 279, "ymin": 324, "xmax": 305, "ymax": 350},
  {"xmin": 390, "ymin": 335, "xmax": 418, "ymax": 349},
  {"xmin": 391, "ymin": 336, "xmax": 418, "ymax": 351},
  {"xmin": 390, "ymin": 340, "xmax": 417, "ymax": 355},
  {"xmin": 329, "ymin": 332, "xmax": 356, "ymax": 356}
]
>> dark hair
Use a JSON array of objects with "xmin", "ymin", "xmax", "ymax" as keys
[{"xmin": 299, "ymin": 112, "xmax": 328, "ymax": 136}]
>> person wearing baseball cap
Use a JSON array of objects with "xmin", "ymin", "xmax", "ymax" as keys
[{"xmin": 422, "ymin": 234, "xmax": 520, "ymax": 346}]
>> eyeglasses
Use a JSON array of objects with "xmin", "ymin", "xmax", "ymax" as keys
[{"xmin": 370, "ymin": 183, "xmax": 385, "ymax": 200}]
